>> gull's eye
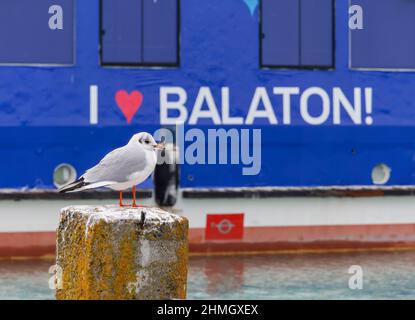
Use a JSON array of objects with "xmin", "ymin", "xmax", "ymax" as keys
[{"xmin": 145, "ymin": 140, "xmax": 150, "ymax": 144}]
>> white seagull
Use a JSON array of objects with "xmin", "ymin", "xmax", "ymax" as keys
[{"xmin": 59, "ymin": 132, "xmax": 164, "ymax": 207}]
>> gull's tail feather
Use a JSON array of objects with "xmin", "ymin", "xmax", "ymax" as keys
[
  {"xmin": 58, "ymin": 177, "xmax": 88, "ymax": 193},
  {"xmin": 69, "ymin": 181, "xmax": 116, "ymax": 192},
  {"xmin": 59, "ymin": 178, "xmax": 117, "ymax": 193}
]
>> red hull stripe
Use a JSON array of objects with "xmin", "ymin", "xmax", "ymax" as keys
[
  {"xmin": 0, "ymin": 232, "xmax": 56, "ymax": 258},
  {"xmin": 1, "ymin": 224, "xmax": 415, "ymax": 257}
]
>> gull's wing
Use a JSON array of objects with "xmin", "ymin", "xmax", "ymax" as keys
[{"xmin": 82, "ymin": 145, "xmax": 147, "ymax": 183}]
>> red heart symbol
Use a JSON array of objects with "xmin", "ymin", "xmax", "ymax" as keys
[{"xmin": 115, "ymin": 90, "xmax": 143, "ymax": 124}]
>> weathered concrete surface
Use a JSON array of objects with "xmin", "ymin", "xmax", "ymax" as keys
[{"xmin": 55, "ymin": 205, "xmax": 188, "ymax": 300}]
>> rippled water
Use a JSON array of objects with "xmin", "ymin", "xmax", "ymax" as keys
[{"xmin": 1, "ymin": 251, "xmax": 415, "ymax": 299}]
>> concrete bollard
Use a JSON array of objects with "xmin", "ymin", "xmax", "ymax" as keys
[{"xmin": 55, "ymin": 205, "xmax": 188, "ymax": 300}]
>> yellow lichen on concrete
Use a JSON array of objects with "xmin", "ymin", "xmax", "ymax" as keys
[{"xmin": 55, "ymin": 205, "xmax": 188, "ymax": 300}]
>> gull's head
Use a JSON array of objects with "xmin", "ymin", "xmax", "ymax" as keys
[{"xmin": 131, "ymin": 132, "xmax": 165, "ymax": 151}]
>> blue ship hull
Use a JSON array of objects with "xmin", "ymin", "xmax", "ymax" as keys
[{"xmin": 1, "ymin": 0, "xmax": 415, "ymax": 190}]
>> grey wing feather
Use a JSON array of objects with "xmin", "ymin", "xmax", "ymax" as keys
[{"xmin": 82, "ymin": 145, "xmax": 147, "ymax": 183}]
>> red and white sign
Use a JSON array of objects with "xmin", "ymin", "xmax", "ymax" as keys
[{"xmin": 205, "ymin": 213, "xmax": 244, "ymax": 241}]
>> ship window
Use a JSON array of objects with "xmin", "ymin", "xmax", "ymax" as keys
[
  {"xmin": 101, "ymin": 0, "xmax": 179, "ymax": 66},
  {"xmin": 350, "ymin": 0, "xmax": 415, "ymax": 70},
  {"xmin": 260, "ymin": 0, "xmax": 334, "ymax": 69},
  {"xmin": 0, "ymin": 0, "xmax": 74, "ymax": 66}
]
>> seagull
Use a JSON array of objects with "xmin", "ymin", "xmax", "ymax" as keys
[{"xmin": 58, "ymin": 132, "xmax": 164, "ymax": 207}]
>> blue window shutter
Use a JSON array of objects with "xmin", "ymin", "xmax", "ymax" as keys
[
  {"xmin": 0, "ymin": 0, "xmax": 74, "ymax": 65},
  {"xmin": 143, "ymin": 0, "xmax": 178, "ymax": 64},
  {"xmin": 101, "ymin": 0, "xmax": 142, "ymax": 64},
  {"xmin": 261, "ymin": 0, "xmax": 300, "ymax": 66},
  {"xmin": 300, "ymin": 0, "xmax": 333, "ymax": 67},
  {"xmin": 351, "ymin": 0, "xmax": 415, "ymax": 69}
]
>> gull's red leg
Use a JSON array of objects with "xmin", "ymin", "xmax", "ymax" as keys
[
  {"xmin": 119, "ymin": 191, "xmax": 132, "ymax": 207},
  {"xmin": 132, "ymin": 185, "xmax": 137, "ymax": 207}
]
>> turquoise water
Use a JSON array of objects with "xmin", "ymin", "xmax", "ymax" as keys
[{"xmin": 1, "ymin": 251, "xmax": 415, "ymax": 299}]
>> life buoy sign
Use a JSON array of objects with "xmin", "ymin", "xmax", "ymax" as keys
[{"xmin": 205, "ymin": 213, "xmax": 244, "ymax": 241}]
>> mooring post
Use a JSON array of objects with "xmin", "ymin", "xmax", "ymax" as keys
[{"xmin": 55, "ymin": 205, "xmax": 188, "ymax": 300}]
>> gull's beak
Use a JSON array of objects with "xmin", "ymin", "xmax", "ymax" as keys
[{"xmin": 153, "ymin": 142, "xmax": 165, "ymax": 150}]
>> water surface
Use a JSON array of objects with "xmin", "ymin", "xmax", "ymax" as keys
[{"xmin": 0, "ymin": 251, "xmax": 414, "ymax": 299}]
